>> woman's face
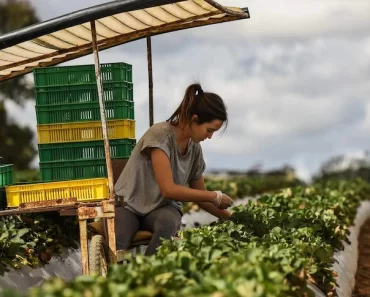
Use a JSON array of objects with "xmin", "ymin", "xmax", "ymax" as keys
[{"xmin": 190, "ymin": 119, "xmax": 224, "ymax": 143}]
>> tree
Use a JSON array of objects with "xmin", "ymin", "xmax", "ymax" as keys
[
  {"xmin": 0, "ymin": 0, "xmax": 39, "ymax": 169},
  {"xmin": 313, "ymin": 152, "xmax": 370, "ymax": 183}
]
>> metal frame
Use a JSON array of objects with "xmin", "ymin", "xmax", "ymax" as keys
[{"xmin": 0, "ymin": 0, "xmax": 249, "ymax": 275}]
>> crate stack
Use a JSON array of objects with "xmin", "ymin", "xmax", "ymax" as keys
[
  {"xmin": 33, "ymin": 63, "xmax": 136, "ymax": 182},
  {"xmin": 0, "ymin": 157, "xmax": 13, "ymax": 210}
]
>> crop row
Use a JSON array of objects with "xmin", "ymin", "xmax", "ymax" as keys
[{"xmin": 1, "ymin": 178, "xmax": 368, "ymax": 297}]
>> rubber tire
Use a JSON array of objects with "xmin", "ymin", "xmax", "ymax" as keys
[{"xmin": 88, "ymin": 234, "xmax": 108, "ymax": 277}]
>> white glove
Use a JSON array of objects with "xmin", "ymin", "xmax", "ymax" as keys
[{"xmin": 213, "ymin": 190, "xmax": 234, "ymax": 209}]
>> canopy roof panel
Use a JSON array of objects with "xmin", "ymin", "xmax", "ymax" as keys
[{"xmin": 0, "ymin": 0, "xmax": 249, "ymax": 82}]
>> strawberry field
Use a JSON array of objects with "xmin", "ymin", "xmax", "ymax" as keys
[
  {"xmin": 0, "ymin": 214, "xmax": 79, "ymax": 275},
  {"xmin": 0, "ymin": 177, "xmax": 369, "ymax": 297},
  {"xmin": 182, "ymin": 175, "xmax": 304, "ymax": 213}
]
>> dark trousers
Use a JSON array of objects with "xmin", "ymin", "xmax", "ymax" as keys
[{"xmin": 115, "ymin": 204, "xmax": 182, "ymax": 256}]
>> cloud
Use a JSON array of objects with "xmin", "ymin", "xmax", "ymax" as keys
[
  {"xmin": 11, "ymin": 0, "xmax": 369, "ymax": 181},
  {"xmin": 215, "ymin": 0, "xmax": 370, "ymax": 41}
]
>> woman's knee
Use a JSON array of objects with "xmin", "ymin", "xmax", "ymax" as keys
[
  {"xmin": 154, "ymin": 213, "xmax": 181, "ymax": 236},
  {"xmin": 157, "ymin": 218, "xmax": 180, "ymax": 234},
  {"xmin": 114, "ymin": 207, "xmax": 140, "ymax": 249},
  {"xmin": 142, "ymin": 205, "xmax": 182, "ymax": 236}
]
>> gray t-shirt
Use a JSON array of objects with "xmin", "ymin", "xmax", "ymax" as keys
[{"xmin": 114, "ymin": 121, "xmax": 206, "ymax": 216}]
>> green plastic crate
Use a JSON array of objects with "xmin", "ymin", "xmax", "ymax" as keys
[
  {"xmin": 35, "ymin": 81, "xmax": 134, "ymax": 106},
  {"xmin": 38, "ymin": 139, "xmax": 136, "ymax": 162},
  {"xmin": 33, "ymin": 63, "xmax": 132, "ymax": 87},
  {"xmin": 39, "ymin": 158, "xmax": 126, "ymax": 182},
  {"xmin": 0, "ymin": 164, "xmax": 14, "ymax": 187},
  {"xmin": 0, "ymin": 188, "xmax": 6, "ymax": 210},
  {"xmin": 35, "ymin": 100, "xmax": 134, "ymax": 124}
]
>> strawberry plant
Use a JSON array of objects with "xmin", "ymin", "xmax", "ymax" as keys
[
  {"xmin": 182, "ymin": 175, "xmax": 305, "ymax": 214},
  {"xmin": 0, "ymin": 213, "xmax": 79, "ymax": 275},
  {"xmin": 0, "ymin": 178, "xmax": 369, "ymax": 297}
]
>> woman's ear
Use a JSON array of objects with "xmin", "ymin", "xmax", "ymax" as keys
[{"xmin": 191, "ymin": 114, "xmax": 199, "ymax": 123}]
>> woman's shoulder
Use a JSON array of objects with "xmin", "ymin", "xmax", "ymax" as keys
[
  {"xmin": 149, "ymin": 121, "xmax": 171, "ymax": 131},
  {"xmin": 142, "ymin": 121, "xmax": 173, "ymax": 141}
]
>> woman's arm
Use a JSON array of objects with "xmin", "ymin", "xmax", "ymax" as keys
[
  {"xmin": 189, "ymin": 175, "xmax": 232, "ymax": 219},
  {"xmin": 150, "ymin": 148, "xmax": 217, "ymax": 204}
]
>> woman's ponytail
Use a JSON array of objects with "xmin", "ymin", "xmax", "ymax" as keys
[
  {"xmin": 168, "ymin": 83, "xmax": 202, "ymax": 126},
  {"xmin": 167, "ymin": 82, "xmax": 227, "ymax": 128}
]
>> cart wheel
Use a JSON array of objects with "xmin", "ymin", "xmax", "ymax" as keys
[{"xmin": 89, "ymin": 234, "xmax": 108, "ymax": 277}]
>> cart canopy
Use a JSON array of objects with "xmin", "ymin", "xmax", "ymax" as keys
[{"xmin": 0, "ymin": 0, "xmax": 249, "ymax": 82}]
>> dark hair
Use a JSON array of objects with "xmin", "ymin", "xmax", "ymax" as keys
[{"xmin": 167, "ymin": 83, "xmax": 228, "ymax": 129}]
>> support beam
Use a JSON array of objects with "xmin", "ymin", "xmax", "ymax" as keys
[
  {"xmin": 90, "ymin": 20, "xmax": 115, "ymax": 202},
  {"xmin": 107, "ymin": 217, "xmax": 117, "ymax": 264},
  {"xmin": 147, "ymin": 35, "xmax": 154, "ymax": 127},
  {"xmin": 79, "ymin": 219, "xmax": 89, "ymax": 275}
]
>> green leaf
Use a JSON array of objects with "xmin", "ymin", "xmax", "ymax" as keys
[{"xmin": 0, "ymin": 230, "xmax": 9, "ymax": 242}]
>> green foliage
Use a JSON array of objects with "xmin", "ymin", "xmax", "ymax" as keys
[
  {"xmin": 313, "ymin": 153, "xmax": 370, "ymax": 183},
  {"xmin": 0, "ymin": 213, "xmax": 79, "ymax": 276},
  {"xmin": 0, "ymin": 0, "xmax": 39, "ymax": 169},
  {"xmin": 204, "ymin": 175, "xmax": 304, "ymax": 198},
  {"xmin": 2, "ymin": 178, "xmax": 368, "ymax": 297},
  {"xmin": 182, "ymin": 175, "xmax": 305, "ymax": 214},
  {"xmin": 0, "ymin": 0, "xmax": 38, "ymax": 106},
  {"xmin": 14, "ymin": 169, "xmax": 41, "ymax": 183},
  {"xmin": 0, "ymin": 103, "xmax": 37, "ymax": 170},
  {"xmin": 0, "ymin": 0, "xmax": 38, "ymax": 34}
]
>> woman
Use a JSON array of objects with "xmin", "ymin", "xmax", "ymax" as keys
[{"xmin": 114, "ymin": 83, "xmax": 234, "ymax": 256}]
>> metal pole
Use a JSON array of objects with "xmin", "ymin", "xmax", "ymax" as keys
[
  {"xmin": 90, "ymin": 20, "xmax": 115, "ymax": 202},
  {"xmin": 147, "ymin": 35, "xmax": 154, "ymax": 127}
]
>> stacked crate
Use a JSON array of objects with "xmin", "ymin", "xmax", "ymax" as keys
[
  {"xmin": 33, "ymin": 63, "xmax": 136, "ymax": 182},
  {"xmin": 0, "ymin": 157, "xmax": 13, "ymax": 210}
]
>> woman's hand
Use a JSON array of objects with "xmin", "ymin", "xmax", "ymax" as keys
[
  {"xmin": 219, "ymin": 193, "xmax": 234, "ymax": 209},
  {"xmin": 213, "ymin": 191, "xmax": 234, "ymax": 209}
]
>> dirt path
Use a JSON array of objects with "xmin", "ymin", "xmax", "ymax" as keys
[{"xmin": 353, "ymin": 218, "xmax": 370, "ymax": 296}]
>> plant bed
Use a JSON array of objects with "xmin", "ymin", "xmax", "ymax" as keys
[
  {"xmin": 353, "ymin": 217, "xmax": 370, "ymax": 296},
  {"xmin": 1, "ymin": 178, "xmax": 368, "ymax": 297},
  {"xmin": 0, "ymin": 213, "xmax": 79, "ymax": 277}
]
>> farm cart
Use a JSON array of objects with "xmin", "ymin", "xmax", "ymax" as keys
[{"xmin": 0, "ymin": 0, "xmax": 250, "ymax": 276}]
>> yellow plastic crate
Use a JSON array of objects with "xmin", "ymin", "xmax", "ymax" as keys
[
  {"xmin": 37, "ymin": 119, "xmax": 135, "ymax": 144},
  {"xmin": 5, "ymin": 178, "xmax": 109, "ymax": 207}
]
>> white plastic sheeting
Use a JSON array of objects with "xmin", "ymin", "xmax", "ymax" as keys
[
  {"xmin": 0, "ymin": 247, "xmax": 81, "ymax": 294},
  {"xmin": 333, "ymin": 200, "xmax": 370, "ymax": 297}
]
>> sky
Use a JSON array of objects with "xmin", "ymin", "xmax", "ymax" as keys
[{"xmin": 5, "ymin": 0, "xmax": 370, "ymax": 181}]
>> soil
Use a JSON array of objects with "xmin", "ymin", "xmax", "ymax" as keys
[{"xmin": 353, "ymin": 218, "xmax": 370, "ymax": 297}]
